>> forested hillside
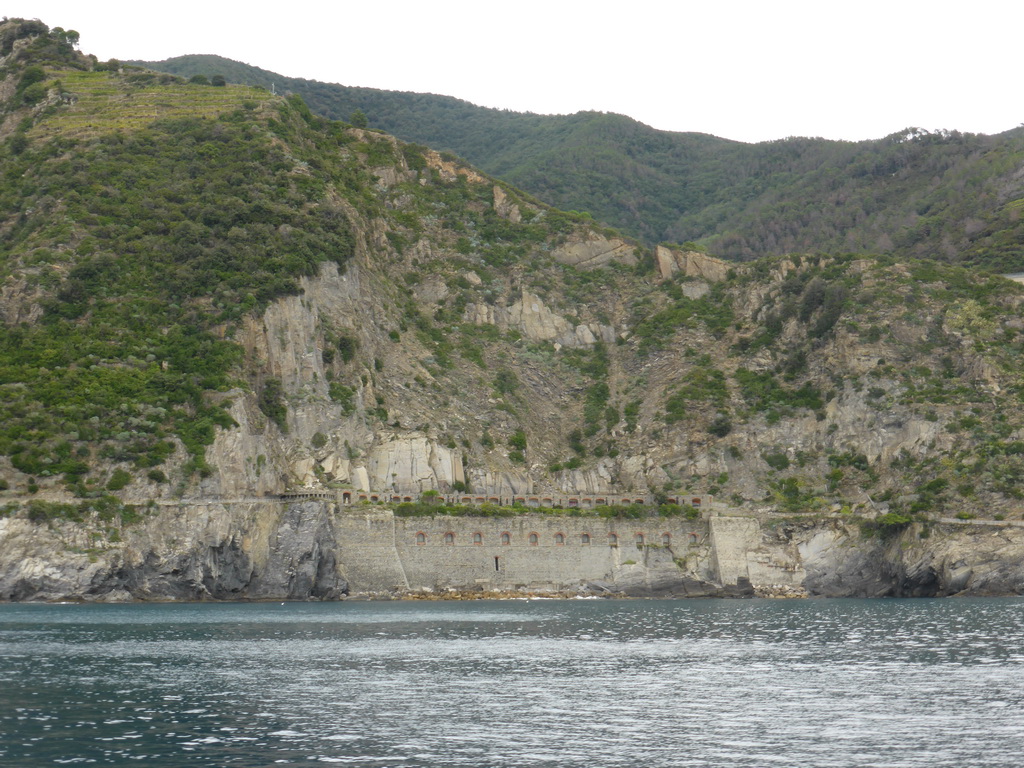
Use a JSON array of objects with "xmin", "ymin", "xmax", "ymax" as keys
[
  {"xmin": 2, "ymin": 19, "xmax": 1024, "ymax": 534},
  {"xmin": 139, "ymin": 54, "xmax": 1024, "ymax": 272}
]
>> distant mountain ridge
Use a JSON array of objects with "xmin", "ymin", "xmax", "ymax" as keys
[{"xmin": 135, "ymin": 54, "xmax": 1024, "ymax": 272}]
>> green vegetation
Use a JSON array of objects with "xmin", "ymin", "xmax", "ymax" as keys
[
  {"xmin": 0, "ymin": 25, "xmax": 1021, "ymax": 528},
  {"xmin": 508, "ymin": 430, "xmax": 527, "ymax": 451},
  {"xmin": 392, "ymin": 500, "xmax": 697, "ymax": 519},
  {"xmin": 258, "ymin": 379, "xmax": 288, "ymax": 432},
  {"xmin": 860, "ymin": 512, "xmax": 915, "ymax": 539},
  {"xmin": 762, "ymin": 452, "xmax": 791, "ymax": 471},
  {"xmin": 22, "ymin": 495, "xmax": 144, "ymax": 525},
  {"xmin": 105, "ymin": 468, "xmax": 132, "ymax": 491},
  {"xmin": 328, "ymin": 384, "xmax": 356, "ymax": 415},
  {"xmin": 664, "ymin": 365, "xmax": 728, "ymax": 423},
  {"xmin": 138, "ymin": 54, "xmax": 1024, "ymax": 271},
  {"xmin": 634, "ymin": 287, "xmax": 734, "ymax": 354},
  {"xmin": 734, "ymin": 369, "xmax": 823, "ymax": 417},
  {"xmin": 0, "ymin": 53, "xmax": 354, "ymax": 479}
]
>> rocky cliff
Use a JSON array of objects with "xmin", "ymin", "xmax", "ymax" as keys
[
  {"xmin": 0, "ymin": 500, "xmax": 345, "ymax": 602},
  {"xmin": 4, "ymin": 501, "xmax": 1024, "ymax": 602},
  {"xmin": 2, "ymin": 19, "xmax": 1024, "ymax": 601}
]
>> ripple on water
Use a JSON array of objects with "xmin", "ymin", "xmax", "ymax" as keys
[{"xmin": 2, "ymin": 598, "xmax": 1024, "ymax": 766}]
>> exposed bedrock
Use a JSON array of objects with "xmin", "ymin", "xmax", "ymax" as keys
[
  {"xmin": 0, "ymin": 501, "xmax": 347, "ymax": 602},
  {"xmin": 3, "ymin": 505, "xmax": 1024, "ymax": 602}
]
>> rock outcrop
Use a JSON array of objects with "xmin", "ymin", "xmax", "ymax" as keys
[
  {"xmin": 551, "ymin": 233, "xmax": 637, "ymax": 269},
  {"xmin": 798, "ymin": 520, "xmax": 1024, "ymax": 597},
  {"xmin": 0, "ymin": 500, "xmax": 347, "ymax": 602},
  {"xmin": 464, "ymin": 289, "xmax": 614, "ymax": 349},
  {"xmin": 365, "ymin": 435, "xmax": 464, "ymax": 493},
  {"xmin": 655, "ymin": 246, "xmax": 732, "ymax": 282},
  {"xmin": 492, "ymin": 185, "xmax": 521, "ymax": 223}
]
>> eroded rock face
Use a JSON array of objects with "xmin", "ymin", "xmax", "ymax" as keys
[
  {"xmin": 0, "ymin": 275, "xmax": 45, "ymax": 325},
  {"xmin": 551, "ymin": 233, "xmax": 637, "ymax": 269},
  {"xmin": 655, "ymin": 246, "xmax": 731, "ymax": 282},
  {"xmin": 203, "ymin": 392, "xmax": 288, "ymax": 498},
  {"xmin": 795, "ymin": 520, "xmax": 1024, "ymax": 597},
  {"xmin": 464, "ymin": 289, "xmax": 614, "ymax": 349},
  {"xmin": 365, "ymin": 435, "xmax": 465, "ymax": 494},
  {"xmin": 0, "ymin": 501, "xmax": 347, "ymax": 602},
  {"xmin": 504, "ymin": 289, "xmax": 577, "ymax": 344},
  {"xmin": 555, "ymin": 462, "xmax": 618, "ymax": 495},
  {"xmin": 465, "ymin": 469, "xmax": 531, "ymax": 496},
  {"xmin": 493, "ymin": 185, "xmax": 521, "ymax": 223}
]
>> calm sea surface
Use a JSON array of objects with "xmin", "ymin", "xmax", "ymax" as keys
[{"xmin": 2, "ymin": 598, "xmax": 1024, "ymax": 767}]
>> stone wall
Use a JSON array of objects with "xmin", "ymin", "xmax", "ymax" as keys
[
  {"xmin": 334, "ymin": 509, "xmax": 713, "ymax": 593},
  {"xmin": 709, "ymin": 516, "xmax": 759, "ymax": 585},
  {"xmin": 283, "ymin": 489, "xmax": 714, "ymax": 510},
  {"xmin": 333, "ymin": 508, "xmax": 410, "ymax": 592}
]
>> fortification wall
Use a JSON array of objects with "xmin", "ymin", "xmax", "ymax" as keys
[
  {"xmin": 709, "ymin": 517, "xmax": 760, "ymax": 585},
  {"xmin": 707, "ymin": 516, "xmax": 805, "ymax": 590},
  {"xmin": 281, "ymin": 490, "xmax": 714, "ymax": 510},
  {"xmin": 333, "ymin": 509, "xmax": 410, "ymax": 592},
  {"xmin": 334, "ymin": 509, "xmax": 713, "ymax": 592}
]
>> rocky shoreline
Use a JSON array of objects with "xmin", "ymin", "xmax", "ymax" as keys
[{"xmin": 4, "ymin": 500, "xmax": 1024, "ymax": 602}]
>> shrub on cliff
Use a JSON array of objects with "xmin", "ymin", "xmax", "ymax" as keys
[{"xmin": 860, "ymin": 512, "xmax": 913, "ymax": 538}]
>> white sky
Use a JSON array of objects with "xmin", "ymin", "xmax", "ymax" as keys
[{"xmin": 9, "ymin": 1, "xmax": 1023, "ymax": 144}]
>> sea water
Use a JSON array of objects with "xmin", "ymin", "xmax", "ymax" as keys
[{"xmin": 2, "ymin": 598, "xmax": 1024, "ymax": 767}]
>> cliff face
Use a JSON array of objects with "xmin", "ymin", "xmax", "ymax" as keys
[
  {"xmin": 796, "ymin": 520, "xmax": 1024, "ymax": 597},
  {"xmin": 167, "ymin": 241, "xmax": 1023, "ymax": 523},
  {"xmin": 3, "ymin": 23, "xmax": 1024, "ymax": 601},
  {"xmin": 0, "ymin": 500, "xmax": 346, "ymax": 602}
]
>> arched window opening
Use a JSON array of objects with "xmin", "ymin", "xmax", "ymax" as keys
[
  {"xmin": 415, "ymin": 532, "xmax": 426, "ymax": 545},
  {"xmin": 443, "ymin": 532, "xmax": 455, "ymax": 545},
  {"xmin": 500, "ymin": 532, "xmax": 511, "ymax": 545},
  {"xmin": 554, "ymin": 533, "xmax": 565, "ymax": 545},
  {"xmin": 609, "ymin": 533, "xmax": 618, "ymax": 547},
  {"xmin": 528, "ymin": 532, "xmax": 539, "ymax": 546},
  {"xmin": 581, "ymin": 533, "xmax": 591, "ymax": 545},
  {"xmin": 635, "ymin": 533, "xmax": 645, "ymax": 547},
  {"xmin": 473, "ymin": 532, "xmax": 483, "ymax": 545},
  {"xmin": 662, "ymin": 533, "xmax": 671, "ymax": 546}
]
